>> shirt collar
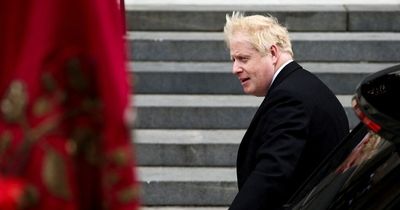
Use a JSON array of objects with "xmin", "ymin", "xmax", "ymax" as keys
[{"xmin": 270, "ymin": 59, "xmax": 293, "ymax": 87}]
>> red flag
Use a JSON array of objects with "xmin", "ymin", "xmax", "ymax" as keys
[{"xmin": 0, "ymin": 0, "xmax": 139, "ymax": 209}]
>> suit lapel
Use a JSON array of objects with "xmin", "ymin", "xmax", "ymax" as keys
[
  {"xmin": 247, "ymin": 61, "xmax": 302, "ymax": 126},
  {"xmin": 267, "ymin": 61, "xmax": 302, "ymax": 97}
]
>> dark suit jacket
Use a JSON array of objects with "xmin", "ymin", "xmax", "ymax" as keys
[{"xmin": 229, "ymin": 61, "xmax": 349, "ymax": 210}]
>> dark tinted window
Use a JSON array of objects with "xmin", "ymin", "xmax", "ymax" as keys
[
  {"xmin": 288, "ymin": 132, "xmax": 400, "ymax": 210},
  {"xmin": 285, "ymin": 123, "xmax": 368, "ymax": 207}
]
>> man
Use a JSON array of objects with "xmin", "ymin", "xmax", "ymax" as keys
[{"xmin": 224, "ymin": 12, "xmax": 349, "ymax": 209}]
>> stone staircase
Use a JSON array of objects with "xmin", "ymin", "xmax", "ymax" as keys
[{"xmin": 126, "ymin": 3, "xmax": 400, "ymax": 209}]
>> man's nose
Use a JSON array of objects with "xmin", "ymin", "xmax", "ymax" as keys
[{"xmin": 232, "ymin": 62, "xmax": 243, "ymax": 75}]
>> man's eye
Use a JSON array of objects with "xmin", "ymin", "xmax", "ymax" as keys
[
  {"xmin": 231, "ymin": 56, "xmax": 249, "ymax": 63},
  {"xmin": 239, "ymin": 57, "xmax": 248, "ymax": 62}
]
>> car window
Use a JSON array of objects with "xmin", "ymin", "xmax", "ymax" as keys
[
  {"xmin": 288, "ymin": 131, "xmax": 400, "ymax": 210},
  {"xmin": 285, "ymin": 123, "xmax": 368, "ymax": 207}
]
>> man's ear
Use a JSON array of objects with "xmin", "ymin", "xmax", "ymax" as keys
[{"xmin": 270, "ymin": 44, "xmax": 279, "ymax": 64}]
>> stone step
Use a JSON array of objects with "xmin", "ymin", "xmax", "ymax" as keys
[
  {"xmin": 131, "ymin": 62, "xmax": 397, "ymax": 95},
  {"xmin": 128, "ymin": 32, "xmax": 400, "ymax": 62},
  {"xmin": 138, "ymin": 167, "xmax": 236, "ymax": 206},
  {"xmin": 126, "ymin": 4, "xmax": 400, "ymax": 32},
  {"xmin": 133, "ymin": 94, "xmax": 358, "ymax": 130},
  {"xmin": 126, "ymin": 0, "xmax": 399, "ymax": 5},
  {"xmin": 134, "ymin": 129, "xmax": 243, "ymax": 166}
]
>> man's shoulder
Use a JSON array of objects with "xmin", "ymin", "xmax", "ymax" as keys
[{"xmin": 268, "ymin": 68, "xmax": 336, "ymax": 105}]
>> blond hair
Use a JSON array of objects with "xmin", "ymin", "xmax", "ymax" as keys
[{"xmin": 223, "ymin": 12, "xmax": 293, "ymax": 57}]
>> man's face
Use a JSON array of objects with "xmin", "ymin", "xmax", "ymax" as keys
[{"xmin": 229, "ymin": 33, "xmax": 276, "ymax": 97}]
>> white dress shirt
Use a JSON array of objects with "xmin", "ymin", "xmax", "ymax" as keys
[{"xmin": 270, "ymin": 59, "xmax": 293, "ymax": 87}]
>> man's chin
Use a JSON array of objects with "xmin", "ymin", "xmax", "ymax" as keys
[
  {"xmin": 243, "ymin": 88, "xmax": 252, "ymax": 95},
  {"xmin": 244, "ymin": 89, "xmax": 257, "ymax": 96}
]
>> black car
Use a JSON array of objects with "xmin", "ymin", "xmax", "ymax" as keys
[{"xmin": 284, "ymin": 64, "xmax": 400, "ymax": 210}]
